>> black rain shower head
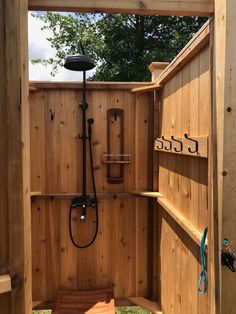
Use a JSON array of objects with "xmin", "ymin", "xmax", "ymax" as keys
[{"xmin": 64, "ymin": 41, "xmax": 95, "ymax": 72}]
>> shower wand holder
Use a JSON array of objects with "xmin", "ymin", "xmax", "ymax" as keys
[{"xmin": 79, "ymin": 102, "xmax": 88, "ymax": 110}]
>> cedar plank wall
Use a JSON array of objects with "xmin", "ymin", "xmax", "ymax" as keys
[
  {"xmin": 154, "ymin": 45, "xmax": 211, "ymax": 313},
  {"xmin": 29, "ymin": 84, "xmax": 152, "ymax": 301}
]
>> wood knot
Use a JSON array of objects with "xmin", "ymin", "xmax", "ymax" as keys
[
  {"xmin": 12, "ymin": 274, "xmax": 23, "ymax": 289},
  {"xmin": 138, "ymin": 1, "xmax": 146, "ymax": 9}
]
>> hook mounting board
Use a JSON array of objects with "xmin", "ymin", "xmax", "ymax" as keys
[{"xmin": 154, "ymin": 135, "xmax": 208, "ymax": 158}]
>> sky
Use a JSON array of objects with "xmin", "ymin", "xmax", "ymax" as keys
[{"xmin": 28, "ymin": 11, "xmax": 95, "ymax": 81}]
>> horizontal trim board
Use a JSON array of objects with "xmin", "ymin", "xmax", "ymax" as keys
[
  {"xmin": 130, "ymin": 191, "xmax": 163, "ymax": 198},
  {"xmin": 0, "ymin": 274, "xmax": 11, "ymax": 294},
  {"xmin": 132, "ymin": 84, "xmax": 162, "ymax": 93},
  {"xmin": 29, "ymin": 81, "xmax": 151, "ymax": 92},
  {"xmin": 31, "ymin": 192, "xmax": 139, "ymax": 199},
  {"xmin": 28, "ymin": 0, "xmax": 213, "ymax": 16}
]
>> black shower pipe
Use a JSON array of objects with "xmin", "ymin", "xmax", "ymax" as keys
[{"xmin": 69, "ymin": 70, "xmax": 99, "ymax": 249}]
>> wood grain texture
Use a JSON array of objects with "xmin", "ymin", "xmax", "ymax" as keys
[
  {"xmin": 1, "ymin": 0, "xmax": 32, "ymax": 313},
  {"xmin": 214, "ymin": 1, "xmax": 236, "ymax": 313},
  {"xmin": 29, "ymin": 81, "xmax": 151, "ymax": 91},
  {"xmin": 0, "ymin": 1, "xmax": 10, "ymax": 311},
  {"xmin": 52, "ymin": 288, "xmax": 115, "ymax": 314},
  {"xmin": 128, "ymin": 296, "xmax": 162, "ymax": 313},
  {"xmin": 28, "ymin": 0, "xmax": 213, "ymax": 16},
  {"xmin": 30, "ymin": 85, "xmax": 151, "ymax": 301},
  {"xmin": 155, "ymin": 44, "xmax": 211, "ymax": 314},
  {"xmin": 0, "ymin": 274, "xmax": 11, "ymax": 294}
]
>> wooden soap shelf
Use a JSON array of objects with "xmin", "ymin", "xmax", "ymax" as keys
[{"xmin": 101, "ymin": 154, "xmax": 132, "ymax": 164}]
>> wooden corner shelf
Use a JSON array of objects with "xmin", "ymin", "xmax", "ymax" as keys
[
  {"xmin": 30, "ymin": 192, "xmax": 138, "ymax": 200},
  {"xmin": 31, "ymin": 191, "xmax": 42, "ymax": 196},
  {"xmin": 130, "ymin": 191, "xmax": 163, "ymax": 198},
  {"xmin": 0, "ymin": 274, "xmax": 11, "ymax": 294},
  {"xmin": 158, "ymin": 198, "xmax": 207, "ymax": 248}
]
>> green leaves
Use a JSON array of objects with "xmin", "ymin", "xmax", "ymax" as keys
[{"xmin": 31, "ymin": 13, "xmax": 207, "ymax": 81}]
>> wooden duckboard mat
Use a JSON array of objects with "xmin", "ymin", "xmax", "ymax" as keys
[{"xmin": 52, "ymin": 288, "xmax": 115, "ymax": 314}]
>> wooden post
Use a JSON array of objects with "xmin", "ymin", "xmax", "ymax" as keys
[
  {"xmin": 0, "ymin": 0, "xmax": 32, "ymax": 313},
  {"xmin": 0, "ymin": 2, "xmax": 10, "ymax": 312},
  {"xmin": 214, "ymin": 1, "xmax": 236, "ymax": 313},
  {"xmin": 148, "ymin": 62, "xmax": 169, "ymax": 82}
]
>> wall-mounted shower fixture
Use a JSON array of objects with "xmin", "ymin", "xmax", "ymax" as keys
[{"xmin": 64, "ymin": 41, "xmax": 98, "ymax": 249}]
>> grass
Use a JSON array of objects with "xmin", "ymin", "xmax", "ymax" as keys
[
  {"xmin": 116, "ymin": 306, "xmax": 150, "ymax": 314},
  {"xmin": 32, "ymin": 306, "xmax": 150, "ymax": 314},
  {"xmin": 32, "ymin": 312, "xmax": 51, "ymax": 314}
]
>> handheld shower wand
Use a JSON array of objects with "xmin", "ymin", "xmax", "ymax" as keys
[{"xmin": 64, "ymin": 42, "xmax": 98, "ymax": 248}]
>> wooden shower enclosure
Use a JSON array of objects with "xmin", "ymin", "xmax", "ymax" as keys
[
  {"xmin": 28, "ymin": 20, "xmax": 213, "ymax": 313},
  {"xmin": 1, "ymin": 1, "xmax": 236, "ymax": 314}
]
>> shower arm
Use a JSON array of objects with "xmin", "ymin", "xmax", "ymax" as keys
[{"xmin": 81, "ymin": 70, "xmax": 87, "ymax": 205}]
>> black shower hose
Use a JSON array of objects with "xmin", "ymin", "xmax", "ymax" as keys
[{"xmin": 68, "ymin": 125, "xmax": 98, "ymax": 249}]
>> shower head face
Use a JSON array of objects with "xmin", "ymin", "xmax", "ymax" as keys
[
  {"xmin": 64, "ymin": 54, "xmax": 95, "ymax": 71},
  {"xmin": 64, "ymin": 42, "xmax": 95, "ymax": 71}
]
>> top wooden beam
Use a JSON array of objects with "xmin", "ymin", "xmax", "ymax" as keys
[{"xmin": 28, "ymin": 0, "xmax": 213, "ymax": 16}]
